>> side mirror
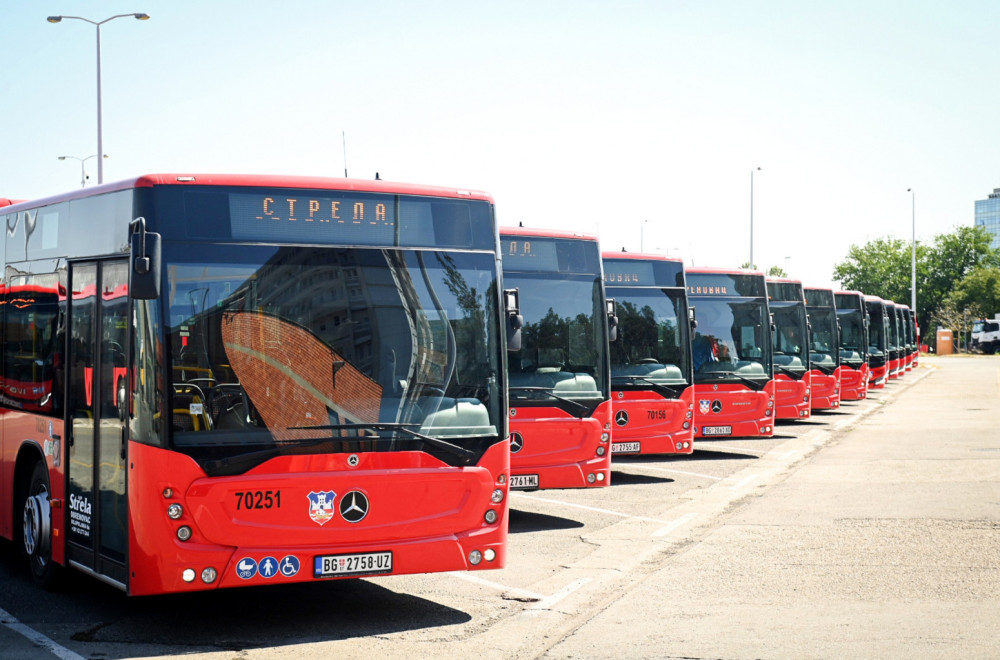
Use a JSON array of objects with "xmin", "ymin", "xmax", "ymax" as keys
[
  {"xmin": 606, "ymin": 298, "xmax": 619, "ymax": 342},
  {"xmin": 769, "ymin": 312, "xmax": 776, "ymax": 333},
  {"xmin": 689, "ymin": 306, "xmax": 697, "ymax": 330},
  {"xmin": 130, "ymin": 217, "xmax": 161, "ymax": 300},
  {"xmin": 504, "ymin": 288, "xmax": 523, "ymax": 352}
]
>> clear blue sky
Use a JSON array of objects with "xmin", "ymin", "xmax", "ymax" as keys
[{"xmin": 3, "ymin": 0, "xmax": 999, "ymax": 290}]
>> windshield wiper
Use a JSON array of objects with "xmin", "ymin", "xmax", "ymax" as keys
[
  {"xmin": 201, "ymin": 436, "xmax": 332, "ymax": 476},
  {"xmin": 772, "ymin": 364, "xmax": 805, "ymax": 378},
  {"xmin": 508, "ymin": 386, "xmax": 592, "ymax": 418},
  {"xmin": 288, "ymin": 423, "xmax": 477, "ymax": 464},
  {"xmin": 696, "ymin": 369, "xmax": 769, "ymax": 391},
  {"xmin": 611, "ymin": 375, "xmax": 685, "ymax": 399}
]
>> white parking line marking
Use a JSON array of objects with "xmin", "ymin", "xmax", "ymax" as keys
[
  {"xmin": 523, "ymin": 578, "xmax": 592, "ymax": 616},
  {"xmin": 627, "ymin": 465, "xmax": 723, "ymax": 481},
  {"xmin": 697, "ymin": 444, "xmax": 762, "ymax": 454},
  {"xmin": 448, "ymin": 571, "xmax": 545, "ymax": 601},
  {"xmin": 652, "ymin": 512, "xmax": 698, "ymax": 537},
  {"xmin": 512, "ymin": 493, "xmax": 669, "ymax": 524},
  {"xmin": 0, "ymin": 607, "xmax": 85, "ymax": 660}
]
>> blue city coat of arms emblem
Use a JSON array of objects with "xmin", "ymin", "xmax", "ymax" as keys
[
  {"xmin": 307, "ymin": 490, "xmax": 336, "ymax": 526},
  {"xmin": 699, "ymin": 399, "xmax": 711, "ymax": 414}
]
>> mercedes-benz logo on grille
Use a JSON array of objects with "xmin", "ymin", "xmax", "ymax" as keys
[
  {"xmin": 615, "ymin": 410, "xmax": 629, "ymax": 427},
  {"xmin": 339, "ymin": 491, "xmax": 369, "ymax": 523},
  {"xmin": 711, "ymin": 400, "xmax": 723, "ymax": 413},
  {"xmin": 510, "ymin": 432, "xmax": 524, "ymax": 453}
]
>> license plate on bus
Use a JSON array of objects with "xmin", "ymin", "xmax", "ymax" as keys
[
  {"xmin": 702, "ymin": 426, "xmax": 732, "ymax": 436},
  {"xmin": 509, "ymin": 474, "xmax": 539, "ymax": 489},
  {"xmin": 612, "ymin": 442, "xmax": 641, "ymax": 454},
  {"xmin": 314, "ymin": 551, "xmax": 393, "ymax": 578}
]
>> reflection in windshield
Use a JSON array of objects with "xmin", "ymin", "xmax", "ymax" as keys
[
  {"xmin": 690, "ymin": 299, "xmax": 770, "ymax": 380},
  {"xmin": 164, "ymin": 245, "xmax": 501, "ymax": 463},
  {"xmin": 838, "ymin": 310, "xmax": 866, "ymax": 364},
  {"xmin": 770, "ymin": 302, "xmax": 809, "ymax": 372},
  {"xmin": 505, "ymin": 273, "xmax": 607, "ymax": 407},
  {"xmin": 608, "ymin": 289, "xmax": 689, "ymax": 384},
  {"xmin": 808, "ymin": 308, "xmax": 838, "ymax": 369}
]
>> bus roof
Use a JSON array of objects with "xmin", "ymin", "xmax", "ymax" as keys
[
  {"xmin": 687, "ymin": 266, "xmax": 766, "ymax": 277},
  {"xmin": 499, "ymin": 226, "xmax": 598, "ymax": 241},
  {"xmin": 601, "ymin": 251, "xmax": 682, "ymax": 263},
  {"xmin": 2, "ymin": 174, "xmax": 495, "ymax": 213}
]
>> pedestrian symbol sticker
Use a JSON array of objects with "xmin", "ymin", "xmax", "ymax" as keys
[{"xmin": 259, "ymin": 556, "xmax": 278, "ymax": 578}]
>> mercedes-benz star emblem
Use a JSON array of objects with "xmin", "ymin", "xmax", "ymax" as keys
[
  {"xmin": 339, "ymin": 491, "xmax": 369, "ymax": 523},
  {"xmin": 711, "ymin": 400, "xmax": 723, "ymax": 413},
  {"xmin": 615, "ymin": 410, "xmax": 629, "ymax": 427},
  {"xmin": 510, "ymin": 432, "xmax": 524, "ymax": 453}
]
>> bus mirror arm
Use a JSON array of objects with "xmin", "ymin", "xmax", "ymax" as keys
[
  {"xmin": 504, "ymin": 288, "xmax": 523, "ymax": 352},
  {"xmin": 689, "ymin": 306, "xmax": 698, "ymax": 331},
  {"xmin": 129, "ymin": 217, "xmax": 162, "ymax": 300}
]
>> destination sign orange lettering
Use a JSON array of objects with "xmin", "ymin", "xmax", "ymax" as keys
[{"xmin": 256, "ymin": 197, "xmax": 393, "ymax": 228}]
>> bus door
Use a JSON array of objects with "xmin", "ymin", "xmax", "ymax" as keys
[{"xmin": 64, "ymin": 260, "xmax": 129, "ymax": 587}]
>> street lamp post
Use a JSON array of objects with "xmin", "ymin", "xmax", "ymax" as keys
[
  {"xmin": 58, "ymin": 154, "xmax": 108, "ymax": 188},
  {"xmin": 908, "ymin": 188, "xmax": 916, "ymax": 314},
  {"xmin": 750, "ymin": 167, "xmax": 761, "ymax": 269},
  {"xmin": 47, "ymin": 13, "xmax": 149, "ymax": 185}
]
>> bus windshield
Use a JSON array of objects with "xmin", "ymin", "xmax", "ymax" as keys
[
  {"xmin": 504, "ymin": 271, "xmax": 608, "ymax": 409},
  {"xmin": 838, "ymin": 308, "xmax": 866, "ymax": 366},
  {"xmin": 691, "ymin": 298, "xmax": 771, "ymax": 382},
  {"xmin": 163, "ymin": 243, "xmax": 502, "ymax": 469},
  {"xmin": 609, "ymin": 287, "xmax": 690, "ymax": 387},
  {"xmin": 809, "ymin": 308, "xmax": 839, "ymax": 371},
  {"xmin": 770, "ymin": 301, "xmax": 809, "ymax": 373}
]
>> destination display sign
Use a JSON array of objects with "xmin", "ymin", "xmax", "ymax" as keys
[
  {"xmin": 687, "ymin": 272, "xmax": 767, "ymax": 298},
  {"xmin": 172, "ymin": 188, "xmax": 494, "ymax": 250},
  {"xmin": 501, "ymin": 235, "xmax": 601, "ymax": 274},
  {"xmin": 603, "ymin": 258, "xmax": 684, "ymax": 287}
]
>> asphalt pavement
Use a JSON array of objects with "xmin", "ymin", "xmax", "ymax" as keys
[{"xmin": 540, "ymin": 355, "xmax": 1000, "ymax": 659}]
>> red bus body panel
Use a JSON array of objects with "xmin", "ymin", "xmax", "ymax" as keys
[
  {"xmin": 610, "ymin": 386, "xmax": 694, "ymax": 455},
  {"xmin": 839, "ymin": 362, "xmax": 870, "ymax": 400},
  {"xmin": 809, "ymin": 370, "xmax": 841, "ymax": 410},
  {"xmin": 773, "ymin": 373, "xmax": 811, "ymax": 420},
  {"xmin": 693, "ymin": 381, "xmax": 776, "ymax": 439},
  {"xmin": 127, "ymin": 440, "xmax": 508, "ymax": 595},
  {"xmin": 509, "ymin": 400, "xmax": 612, "ymax": 489}
]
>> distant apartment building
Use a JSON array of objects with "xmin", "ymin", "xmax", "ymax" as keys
[{"xmin": 974, "ymin": 187, "xmax": 1000, "ymax": 250}]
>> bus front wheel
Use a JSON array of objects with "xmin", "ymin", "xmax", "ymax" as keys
[{"xmin": 22, "ymin": 461, "xmax": 59, "ymax": 588}]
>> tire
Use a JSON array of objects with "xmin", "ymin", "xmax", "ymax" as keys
[
  {"xmin": 985, "ymin": 343, "xmax": 997, "ymax": 356},
  {"xmin": 21, "ymin": 461, "xmax": 60, "ymax": 588}
]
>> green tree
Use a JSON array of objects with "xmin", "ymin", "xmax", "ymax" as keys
[
  {"xmin": 945, "ymin": 266, "xmax": 1000, "ymax": 317},
  {"xmin": 832, "ymin": 236, "xmax": 918, "ymax": 302},
  {"xmin": 922, "ymin": 227, "xmax": 999, "ymax": 322},
  {"xmin": 832, "ymin": 226, "xmax": 999, "ymax": 333}
]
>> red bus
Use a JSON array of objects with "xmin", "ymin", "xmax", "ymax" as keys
[
  {"xmin": 766, "ymin": 278, "xmax": 811, "ymax": 420},
  {"xmin": 687, "ymin": 268, "xmax": 775, "ymax": 438},
  {"xmin": 885, "ymin": 300, "xmax": 906, "ymax": 380},
  {"xmin": 864, "ymin": 295, "xmax": 889, "ymax": 389},
  {"xmin": 803, "ymin": 286, "xmax": 841, "ymax": 411},
  {"xmin": 500, "ymin": 227, "xmax": 613, "ymax": 490},
  {"xmin": 899, "ymin": 304, "xmax": 915, "ymax": 372},
  {"xmin": 3, "ymin": 174, "xmax": 512, "ymax": 595},
  {"xmin": 907, "ymin": 306, "xmax": 920, "ymax": 368},
  {"xmin": 835, "ymin": 290, "xmax": 870, "ymax": 401},
  {"xmin": 602, "ymin": 252, "xmax": 694, "ymax": 455}
]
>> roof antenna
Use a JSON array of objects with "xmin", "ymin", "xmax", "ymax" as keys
[
  {"xmin": 342, "ymin": 131, "xmax": 348, "ymax": 178},
  {"xmin": 375, "ymin": 172, "xmax": 381, "ymax": 180},
  {"xmin": 621, "ymin": 246, "xmax": 627, "ymax": 252},
  {"xmin": 518, "ymin": 221, "xmax": 524, "ymax": 227}
]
